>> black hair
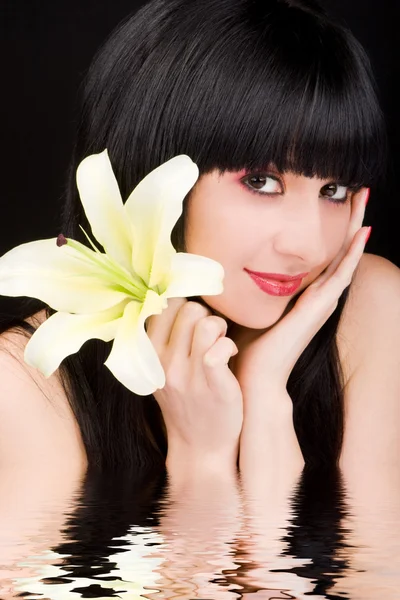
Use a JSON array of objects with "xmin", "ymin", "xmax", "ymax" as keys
[{"xmin": 0, "ymin": 0, "xmax": 387, "ymax": 469}]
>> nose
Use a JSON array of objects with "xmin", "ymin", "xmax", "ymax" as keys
[{"xmin": 271, "ymin": 199, "xmax": 328, "ymax": 265}]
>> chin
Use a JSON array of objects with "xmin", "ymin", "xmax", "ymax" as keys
[
  {"xmin": 200, "ymin": 295, "xmax": 292, "ymax": 330},
  {"xmin": 231, "ymin": 311, "xmax": 285, "ymax": 330}
]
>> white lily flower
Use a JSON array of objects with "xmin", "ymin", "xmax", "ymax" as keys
[{"xmin": 0, "ymin": 150, "xmax": 224, "ymax": 395}]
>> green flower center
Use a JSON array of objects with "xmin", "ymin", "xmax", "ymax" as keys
[{"xmin": 64, "ymin": 237, "xmax": 152, "ymax": 302}]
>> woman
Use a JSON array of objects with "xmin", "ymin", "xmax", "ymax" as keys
[{"xmin": 0, "ymin": 0, "xmax": 399, "ymax": 479}]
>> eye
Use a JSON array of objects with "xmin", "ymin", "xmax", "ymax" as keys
[
  {"xmin": 242, "ymin": 173, "xmax": 283, "ymax": 195},
  {"xmin": 320, "ymin": 183, "xmax": 350, "ymax": 204}
]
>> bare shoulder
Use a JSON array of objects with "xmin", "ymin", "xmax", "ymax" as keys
[
  {"xmin": 0, "ymin": 309, "xmax": 63, "ymax": 398},
  {"xmin": 0, "ymin": 310, "xmax": 86, "ymax": 468},
  {"xmin": 337, "ymin": 252, "xmax": 400, "ymax": 383},
  {"xmin": 337, "ymin": 253, "xmax": 400, "ymax": 468}
]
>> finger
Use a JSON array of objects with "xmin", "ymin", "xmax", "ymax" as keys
[
  {"xmin": 168, "ymin": 300, "xmax": 212, "ymax": 358},
  {"xmin": 345, "ymin": 187, "xmax": 369, "ymax": 244},
  {"xmin": 191, "ymin": 315, "xmax": 228, "ymax": 361},
  {"xmin": 146, "ymin": 297, "xmax": 187, "ymax": 350},
  {"xmin": 317, "ymin": 187, "xmax": 369, "ymax": 285},
  {"xmin": 203, "ymin": 336, "xmax": 239, "ymax": 391},
  {"xmin": 318, "ymin": 225, "xmax": 370, "ymax": 295},
  {"xmin": 305, "ymin": 225, "xmax": 369, "ymax": 301},
  {"xmin": 203, "ymin": 337, "xmax": 238, "ymax": 367}
]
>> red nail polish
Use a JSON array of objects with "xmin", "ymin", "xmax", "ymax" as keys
[
  {"xmin": 365, "ymin": 226, "xmax": 372, "ymax": 244},
  {"xmin": 364, "ymin": 188, "xmax": 370, "ymax": 207}
]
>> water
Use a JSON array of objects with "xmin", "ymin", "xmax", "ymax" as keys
[{"xmin": 1, "ymin": 465, "xmax": 399, "ymax": 599}]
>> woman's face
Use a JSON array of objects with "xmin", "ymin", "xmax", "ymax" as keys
[{"xmin": 184, "ymin": 167, "xmax": 353, "ymax": 330}]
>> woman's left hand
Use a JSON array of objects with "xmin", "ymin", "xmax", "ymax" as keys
[{"xmin": 229, "ymin": 187, "xmax": 370, "ymax": 398}]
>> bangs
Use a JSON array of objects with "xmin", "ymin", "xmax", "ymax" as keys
[
  {"xmin": 155, "ymin": 7, "xmax": 385, "ymax": 186},
  {"xmin": 79, "ymin": 0, "xmax": 387, "ymax": 200},
  {"xmin": 191, "ymin": 67, "xmax": 384, "ymax": 187}
]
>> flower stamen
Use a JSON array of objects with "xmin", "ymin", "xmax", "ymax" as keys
[{"xmin": 56, "ymin": 234, "xmax": 67, "ymax": 247}]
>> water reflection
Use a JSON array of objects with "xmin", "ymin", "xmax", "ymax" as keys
[{"xmin": 0, "ymin": 463, "xmax": 398, "ymax": 599}]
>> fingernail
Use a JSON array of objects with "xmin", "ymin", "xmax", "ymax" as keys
[
  {"xmin": 364, "ymin": 188, "xmax": 370, "ymax": 207},
  {"xmin": 365, "ymin": 226, "xmax": 372, "ymax": 244}
]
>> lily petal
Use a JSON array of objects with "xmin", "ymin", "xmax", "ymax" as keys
[
  {"xmin": 76, "ymin": 150, "xmax": 132, "ymax": 271},
  {"xmin": 105, "ymin": 290, "xmax": 167, "ymax": 396},
  {"xmin": 164, "ymin": 252, "xmax": 224, "ymax": 298},
  {"xmin": 24, "ymin": 301, "xmax": 128, "ymax": 377},
  {"xmin": 124, "ymin": 155, "xmax": 199, "ymax": 288},
  {"xmin": 0, "ymin": 239, "xmax": 129, "ymax": 313}
]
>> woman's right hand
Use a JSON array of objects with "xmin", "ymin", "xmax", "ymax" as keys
[{"xmin": 146, "ymin": 297, "xmax": 243, "ymax": 473}]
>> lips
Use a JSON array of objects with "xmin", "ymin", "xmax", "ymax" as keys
[
  {"xmin": 245, "ymin": 269, "xmax": 308, "ymax": 297},
  {"xmin": 244, "ymin": 269, "xmax": 309, "ymax": 282}
]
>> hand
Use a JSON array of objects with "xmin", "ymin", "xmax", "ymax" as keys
[
  {"xmin": 229, "ymin": 187, "xmax": 371, "ymax": 397},
  {"xmin": 146, "ymin": 298, "xmax": 243, "ymax": 471}
]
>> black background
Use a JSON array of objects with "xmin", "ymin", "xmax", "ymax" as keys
[{"xmin": 0, "ymin": 0, "xmax": 398, "ymax": 265}]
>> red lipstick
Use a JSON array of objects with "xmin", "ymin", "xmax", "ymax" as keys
[
  {"xmin": 245, "ymin": 270, "xmax": 309, "ymax": 282},
  {"xmin": 244, "ymin": 269, "xmax": 309, "ymax": 297}
]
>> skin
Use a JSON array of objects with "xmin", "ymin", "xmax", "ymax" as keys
[
  {"xmin": 146, "ymin": 166, "xmax": 367, "ymax": 479},
  {"xmin": 0, "ymin": 166, "xmax": 360, "ymax": 460},
  {"xmin": 2, "ymin": 165, "xmax": 400, "ymax": 598},
  {"xmin": 184, "ymin": 167, "xmax": 353, "ymax": 332}
]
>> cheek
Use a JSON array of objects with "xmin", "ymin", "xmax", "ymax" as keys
[
  {"xmin": 317, "ymin": 207, "xmax": 351, "ymax": 274},
  {"xmin": 185, "ymin": 190, "xmax": 244, "ymax": 262},
  {"xmin": 330, "ymin": 207, "xmax": 352, "ymax": 248},
  {"xmin": 184, "ymin": 191, "xmax": 257, "ymax": 324}
]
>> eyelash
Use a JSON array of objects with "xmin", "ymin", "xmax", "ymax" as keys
[{"xmin": 241, "ymin": 173, "xmax": 356, "ymax": 206}]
